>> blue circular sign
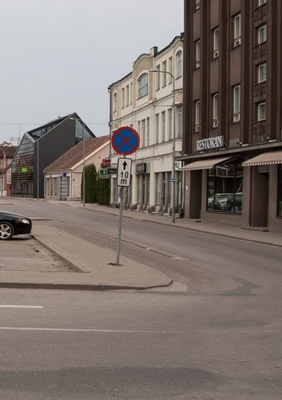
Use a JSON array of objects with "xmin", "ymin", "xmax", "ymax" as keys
[{"xmin": 112, "ymin": 127, "xmax": 140, "ymax": 155}]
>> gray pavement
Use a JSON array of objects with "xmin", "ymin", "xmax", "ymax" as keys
[{"xmin": 0, "ymin": 201, "xmax": 281, "ymax": 291}]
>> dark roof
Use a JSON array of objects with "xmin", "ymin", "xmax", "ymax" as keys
[
  {"xmin": 44, "ymin": 135, "xmax": 110, "ymax": 172},
  {"xmin": 0, "ymin": 145, "xmax": 17, "ymax": 158}
]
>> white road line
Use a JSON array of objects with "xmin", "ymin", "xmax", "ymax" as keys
[{"xmin": 0, "ymin": 305, "xmax": 43, "ymax": 309}]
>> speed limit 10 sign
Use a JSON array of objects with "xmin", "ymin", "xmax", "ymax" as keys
[{"xmin": 117, "ymin": 158, "xmax": 132, "ymax": 187}]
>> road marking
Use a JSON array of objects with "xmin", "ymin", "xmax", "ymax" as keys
[
  {"xmin": 0, "ymin": 327, "xmax": 280, "ymax": 333},
  {"xmin": 0, "ymin": 305, "xmax": 43, "ymax": 309}
]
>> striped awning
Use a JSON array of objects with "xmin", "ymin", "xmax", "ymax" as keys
[{"xmin": 242, "ymin": 151, "xmax": 282, "ymax": 167}]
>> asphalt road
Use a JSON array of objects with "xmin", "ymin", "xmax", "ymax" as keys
[
  {"xmin": 0, "ymin": 288, "xmax": 281, "ymax": 400},
  {"xmin": 0, "ymin": 198, "xmax": 281, "ymax": 399}
]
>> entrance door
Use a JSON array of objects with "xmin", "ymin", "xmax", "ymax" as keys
[{"xmin": 251, "ymin": 167, "xmax": 269, "ymax": 227}]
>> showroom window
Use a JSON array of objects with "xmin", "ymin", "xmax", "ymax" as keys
[
  {"xmin": 207, "ymin": 161, "xmax": 243, "ymax": 213},
  {"xmin": 278, "ymin": 166, "xmax": 282, "ymax": 217}
]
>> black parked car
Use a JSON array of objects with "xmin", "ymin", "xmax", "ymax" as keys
[{"xmin": 0, "ymin": 211, "xmax": 32, "ymax": 240}]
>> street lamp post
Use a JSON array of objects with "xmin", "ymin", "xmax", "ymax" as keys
[{"xmin": 149, "ymin": 69, "xmax": 176, "ymax": 223}]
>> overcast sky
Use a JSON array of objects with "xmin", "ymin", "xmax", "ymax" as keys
[{"xmin": 0, "ymin": 0, "xmax": 183, "ymax": 144}]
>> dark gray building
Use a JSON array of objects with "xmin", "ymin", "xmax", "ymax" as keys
[
  {"xmin": 180, "ymin": 0, "xmax": 282, "ymax": 232},
  {"xmin": 11, "ymin": 113, "xmax": 95, "ymax": 198}
]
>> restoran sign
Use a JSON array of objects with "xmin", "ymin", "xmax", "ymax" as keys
[{"xmin": 196, "ymin": 135, "xmax": 225, "ymax": 151}]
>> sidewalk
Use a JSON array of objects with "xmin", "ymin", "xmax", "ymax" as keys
[{"xmin": 0, "ymin": 200, "xmax": 281, "ymax": 291}]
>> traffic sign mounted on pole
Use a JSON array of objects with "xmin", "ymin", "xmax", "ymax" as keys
[
  {"xmin": 112, "ymin": 127, "xmax": 140, "ymax": 155},
  {"xmin": 117, "ymin": 158, "xmax": 132, "ymax": 187}
]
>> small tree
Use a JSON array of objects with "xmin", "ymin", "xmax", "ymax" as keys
[
  {"xmin": 97, "ymin": 177, "xmax": 110, "ymax": 205},
  {"xmin": 81, "ymin": 163, "xmax": 97, "ymax": 203}
]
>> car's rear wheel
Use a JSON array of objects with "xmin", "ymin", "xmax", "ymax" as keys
[{"xmin": 0, "ymin": 222, "xmax": 14, "ymax": 240}]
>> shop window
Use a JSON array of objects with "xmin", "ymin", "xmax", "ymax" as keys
[
  {"xmin": 207, "ymin": 161, "xmax": 243, "ymax": 213},
  {"xmin": 278, "ymin": 166, "xmax": 282, "ymax": 217}
]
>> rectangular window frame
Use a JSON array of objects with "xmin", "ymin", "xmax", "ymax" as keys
[
  {"xmin": 233, "ymin": 13, "xmax": 241, "ymax": 46},
  {"xmin": 257, "ymin": 102, "xmax": 266, "ymax": 121},
  {"xmin": 195, "ymin": 40, "xmax": 200, "ymax": 68},
  {"xmin": 212, "ymin": 93, "xmax": 219, "ymax": 128},
  {"xmin": 258, "ymin": 24, "xmax": 267, "ymax": 44},
  {"xmin": 195, "ymin": 100, "xmax": 200, "ymax": 131},
  {"xmin": 212, "ymin": 28, "xmax": 219, "ymax": 58},
  {"xmin": 232, "ymin": 85, "xmax": 241, "ymax": 122},
  {"xmin": 258, "ymin": 63, "xmax": 267, "ymax": 83}
]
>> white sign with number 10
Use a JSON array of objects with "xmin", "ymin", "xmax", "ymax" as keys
[{"xmin": 117, "ymin": 158, "xmax": 132, "ymax": 187}]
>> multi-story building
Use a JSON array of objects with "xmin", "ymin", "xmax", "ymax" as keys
[
  {"xmin": 108, "ymin": 35, "xmax": 184, "ymax": 215},
  {"xmin": 11, "ymin": 113, "xmax": 95, "ymax": 198},
  {"xmin": 180, "ymin": 0, "xmax": 282, "ymax": 232}
]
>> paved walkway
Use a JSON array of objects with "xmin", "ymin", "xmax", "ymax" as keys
[{"xmin": 0, "ymin": 201, "xmax": 281, "ymax": 291}]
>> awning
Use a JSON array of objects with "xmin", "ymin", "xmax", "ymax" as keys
[
  {"xmin": 180, "ymin": 156, "xmax": 235, "ymax": 171},
  {"xmin": 242, "ymin": 150, "xmax": 282, "ymax": 167}
]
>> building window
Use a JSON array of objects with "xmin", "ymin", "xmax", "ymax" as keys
[
  {"xmin": 141, "ymin": 119, "xmax": 146, "ymax": 147},
  {"xmin": 146, "ymin": 117, "xmax": 150, "ymax": 147},
  {"xmin": 195, "ymin": 100, "xmax": 200, "ymax": 131},
  {"xmin": 257, "ymin": 102, "xmax": 266, "ymax": 121},
  {"xmin": 162, "ymin": 60, "xmax": 167, "ymax": 87},
  {"xmin": 156, "ymin": 64, "xmax": 161, "ymax": 90},
  {"xmin": 168, "ymin": 108, "xmax": 173, "ymax": 140},
  {"xmin": 195, "ymin": 0, "xmax": 200, "ymax": 11},
  {"xmin": 195, "ymin": 40, "xmax": 200, "ymax": 68},
  {"xmin": 233, "ymin": 14, "xmax": 241, "ymax": 46},
  {"xmin": 278, "ymin": 166, "xmax": 282, "ymax": 217},
  {"xmin": 155, "ymin": 113, "xmax": 160, "ymax": 144},
  {"xmin": 122, "ymin": 88, "xmax": 125, "ymax": 108},
  {"xmin": 232, "ymin": 85, "xmax": 240, "ymax": 122},
  {"xmin": 212, "ymin": 28, "xmax": 219, "ymax": 58},
  {"xmin": 113, "ymin": 92, "xmax": 117, "ymax": 112},
  {"xmin": 257, "ymin": 0, "xmax": 266, "ymax": 6},
  {"xmin": 130, "ymin": 83, "xmax": 133, "ymax": 104},
  {"xmin": 258, "ymin": 63, "xmax": 267, "ymax": 83},
  {"xmin": 177, "ymin": 108, "xmax": 183, "ymax": 138},
  {"xmin": 207, "ymin": 161, "xmax": 243, "ymax": 213},
  {"xmin": 126, "ymin": 85, "xmax": 129, "ymax": 107},
  {"xmin": 138, "ymin": 73, "xmax": 148, "ymax": 98},
  {"xmin": 161, "ymin": 111, "xmax": 166, "ymax": 142},
  {"xmin": 176, "ymin": 50, "xmax": 183, "ymax": 78},
  {"xmin": 212, "ymin": 93, "xmax": 219, "ymax": 128},
  {"xmin": 168, "ymin": 57, "xmax": 173, "ymax": 84},
  {"xmin": 258, "ymin": 24, "xmax": 267, "ymax": 44}
]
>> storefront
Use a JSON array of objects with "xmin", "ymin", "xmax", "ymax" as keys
[{"xmin": 181, "ymin": 147, "xmax": 282, "ymax": 233}]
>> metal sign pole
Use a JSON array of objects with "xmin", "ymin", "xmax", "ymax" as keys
[{"xmin": 116, "ymin": 186, "xmax": 124, "ymax": 265}]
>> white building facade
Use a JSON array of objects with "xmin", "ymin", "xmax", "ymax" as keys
[{"xmin": 108, "ymin": 35, "xmax": 184, "ymax": 215}]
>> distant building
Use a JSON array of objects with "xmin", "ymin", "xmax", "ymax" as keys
[
  {"xmin": 44, "ymin": 135, "xmax": 110, "ymax": 201},
  {"xmin": 0, "ymin": 142, "xmax": 17, "ymax": 197},
  {"xmin": 108, "ymin": 35, "xmax": 184, "ymax": 215},
  {"xmin": 180, "ymin": 0, "xmax": 282, "ymax": 232},
  {"xmin": 11, "ymin": 113, "xmax": 95, "ymax": 198}
]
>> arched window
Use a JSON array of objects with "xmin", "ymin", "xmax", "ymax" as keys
[
  {"xmin": 138, "ymin": 73, "xmax": 148, "ymax": 98},
  {"xmin": 176, "ymin": 50, "xmax": 183, "ymax": 78}
]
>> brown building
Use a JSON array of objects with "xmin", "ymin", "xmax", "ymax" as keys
[{"xmin": 180, "ymin": 0, "xmax": 282, "ymax": 232}]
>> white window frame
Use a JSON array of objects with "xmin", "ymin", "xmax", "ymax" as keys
[
  {"xmin": 176, "ymin": 50, "xmax": 183, "ymax": 78},
  {"xmin": 258, "ymin": 24, "xmax": 267, "ymax": 44},
  {"xmin": 212, "ymin": 93, "xmax": 219, "ymax": 127},
  {"xmin": 233, "ymin": 85, "xmax": 240, "ymax": 122},
  {"xmin": 258, "ymin": 63, "xmax": 267, "ymax": 83},
  {"xmin": 213, "ymin": 28, "xmax": 219, "ymax": 58},
  {"xmin": 162, "ymin": 60, "xmax": 167, "ymax": 87},
  {"xmin": 195, "ymin": 100, "xmax": 200, "ymax": 131},
  {"xmin": 156, "ymin": 64, "xmax": 160, "ymax": 90},
  {"xmin": 257, "ymin": 102, "xmax": 266, "ymax": 121},
  {"xmin": 233, "ymin": 14, "xmax": 241, "ymax": 46},
  {"xmin": 138, "ymin": 73, "xmax": 148, "ymax": 98},
  {"xmin": 195, "ymin": 40, "xmax": 200, "ymax": 68}
]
